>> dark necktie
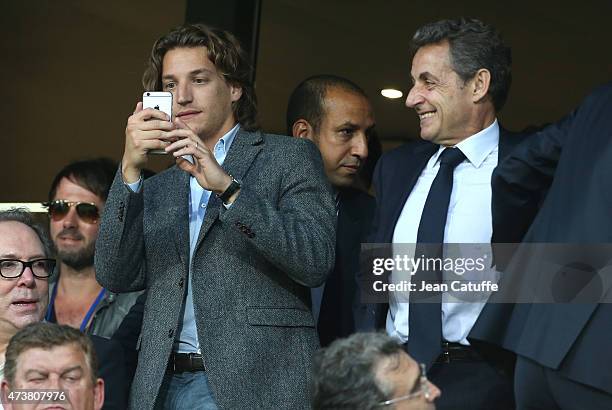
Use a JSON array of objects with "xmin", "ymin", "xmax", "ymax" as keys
[{"xmin": 406, "ymin": 147, "xmax": 465, "ymax": 367}]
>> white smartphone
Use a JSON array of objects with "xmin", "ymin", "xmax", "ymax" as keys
[{"xmin": 142, "ymin": 91, "xmax": 172, "ymax": 154}]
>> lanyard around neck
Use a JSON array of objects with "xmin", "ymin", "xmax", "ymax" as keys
[{"xmin": 46, "ymin": 283, "xmax": 106, "ymax": 332}]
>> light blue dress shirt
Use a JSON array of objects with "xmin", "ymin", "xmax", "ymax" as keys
[{"xmin": 178, "ymin": 124, "xmax": 239, "ymax": 353}]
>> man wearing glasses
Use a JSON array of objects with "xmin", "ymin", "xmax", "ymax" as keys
[
  {"xmin": 0, "ymin": 210, "xmax": 54, "ymax": 333},
  {"xmin": 43, "ymin": 159, "xmax": 141, "ymax": 338},
  {"xmin": 312, "ymin": 332, "xmax": 440, "ymax": 409},
  {"xmin": 0, "ymin": 209, "xmax": 56, "ymax": 410},
  {"xmin": 0, "ymin": 209, "xmax": 129, "ymax": 410}
]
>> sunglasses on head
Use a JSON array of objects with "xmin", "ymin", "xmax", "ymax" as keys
[{"xmin": 43, "ymin": 200, "xmax": 100, "ymax": 224}]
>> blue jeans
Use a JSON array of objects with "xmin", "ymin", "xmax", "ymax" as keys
[{"xmin": 155, "ymin": 371, "xmax": 218, "ymax": 410}]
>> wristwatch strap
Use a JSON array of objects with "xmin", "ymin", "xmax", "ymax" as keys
[{"xmin": 218, "ymin": 176, "xmax": 241, "ymax": 204}]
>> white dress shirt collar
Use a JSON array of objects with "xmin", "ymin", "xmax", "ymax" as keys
[{"xmin": 430, "ymin": 119, "xmax": 499, "ymax": 169}]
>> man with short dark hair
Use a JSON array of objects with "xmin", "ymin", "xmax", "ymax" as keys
[
  {"xmin": 312, "ymin": 332, "xmax": 440, "ymax": 409},
  {"xmin": 95, "ymin": 23, "xmax": 335, "ymax": 409},
  {"xmin": 370, "ymin": 18, "xmax": 525, "ymax": 409},
  {"xmin": 287, "ymin": 75, "xmax": 376, "ymax": 346},
  {"xmin": 45, "ymin": 158, "xmax": 141, "ymax": 338},
  {"xmin": 1, "ymin": 322, "xmax": 104, "ymax": 410}
]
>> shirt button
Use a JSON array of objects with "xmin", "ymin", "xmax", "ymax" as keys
[{"xmin": 201, "ymin": 203, "xmax": 206, "ymax": 208}]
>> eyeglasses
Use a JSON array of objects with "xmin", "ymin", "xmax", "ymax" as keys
[
  {"xmin": 43, "ymin": 200, "xmax": 100, "ymax": 224},
  {"xmin": 0, "ymin": 259, "xmax": 56, "ymax": 279},
  {"xmin": 378, "ymin": 363, "xmax": 431, "ymax": 406}
]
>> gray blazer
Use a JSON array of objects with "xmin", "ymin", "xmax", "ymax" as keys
[{"xmin": 95, "ymin": 129, "xmax": 336, "ymax": 409}]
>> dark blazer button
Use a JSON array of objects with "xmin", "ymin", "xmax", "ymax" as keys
[
  {"xmin": 178, "ymin": 277, "xmax": 185, "ymax": 288},
  {"xmin": 168, "ymin": 329, "xmax": 174, "ymax": 338},
  {"xmin": 248, "ymin": 232, "xmax": 255, "ymax": 239},
  {"xmin": 118, "ymin": 204, "xmax": 125, "ymax": 222},
  {"xmin": 235, "ymin": 221, "xmax": 242, "ymax": 228}
]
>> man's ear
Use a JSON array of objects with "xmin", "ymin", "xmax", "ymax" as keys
[
  {"xmin": 229, "ymin": 84, "xmax": 242, "ymax": 103},
  {"xmin": 471, "ymin": 68, "xmax": 491, "ymax": 104},
  {"xmin": 291, "ymin": 119, "xmax": 315, "ymax": 142},
  {"xmin": 1, "ymin": 380, "xmax": 12, "ymax": 410},
  {"xmin": 93, "ymin": 378, "xmax": 105, "ymax": 410}
]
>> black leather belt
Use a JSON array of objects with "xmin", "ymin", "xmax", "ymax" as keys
[
  {"xmin": 168, "ymin": 352, "xmax": 206, "ymax": 373},
  {"xmin": 435, "ymin": 341, "xmax": 482, "ymax": 364}
]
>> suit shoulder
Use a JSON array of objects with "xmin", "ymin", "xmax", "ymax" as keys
[
  {"xmin": 260, "ymin": 132, "xmax": 318, "ymax": 150},
  {"xmin": 378, "ymin": 139, "xmax": 432, "ymax": 165},
  {"xmin": 257, "ymin": 132, "xmax": 322, "ymax": 162},
  {"xmin": 581, "ymin": 82, "xmax": 612, "ymax": 109},
  {"xmin": 499, "ymin": 127, "xmax": 529, "ymax": 143}
]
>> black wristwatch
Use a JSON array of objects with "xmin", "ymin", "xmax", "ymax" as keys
[{"xmin": 217, "ymin": 176, "xmax": 241, "ymax": 204}]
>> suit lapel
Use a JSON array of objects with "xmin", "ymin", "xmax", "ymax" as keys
[
  {"xmin": 498, "ymin": 127, "xmax": 510, "ymax": 159},
  {"xmin": 171, "ymin": 168, "xmax": 191, "ymax": 266},
  {"xmin": 194, "ymin": 129, "xmax": 263, "ymax": 251},
  {"xmin": 382, "ymin": 143, "xmax": 438, "ymax": 243}
]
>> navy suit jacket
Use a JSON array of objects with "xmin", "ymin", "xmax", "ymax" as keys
[
  {"xmin": 90, "ymin": 335, "xmax": 129, "ymax": 410},
  {"xmin": 368, "ymin": 127, "xmax": 528, "ymax": 331},
  {"xmin": 317, "ymin": 187, "xmax": 375, "ymax": 347},
  {"xmin": 469, "ymin": 83, "xmax": 612, "ymax": 395}
]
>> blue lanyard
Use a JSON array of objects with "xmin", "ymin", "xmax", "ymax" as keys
[
  {"xmin": 80, "ymin": 288, "xmax": 106, "ymax": 332},
  {"xmin": 46, "ymin": 284, "xmax": 106, "ymax": 332}
]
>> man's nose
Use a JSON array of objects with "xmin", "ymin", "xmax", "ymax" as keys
[
  {"xmin": 405, "ymin": 85, "xmax": 423, "ymax": 109},
  {"xmin": 176, "ymin": 83, "xmax": 193, "ymax": 105},
  {"xmin": 62, "ymin": 206, "xmax": 79, "ymax": 228},
  {"xmin": 351, "ymin": 133, "xmax": 368, "ymax": 161},
  {"xmin": 44, "ymin": 375, "xmax": 62, "ymax": 390},
  {"xmin": 17, "ymin": 265, "xmax": 36, "ymax": 287}
]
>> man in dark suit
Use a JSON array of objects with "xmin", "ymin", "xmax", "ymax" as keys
[
  {"xmin": 369, "ymin": 18, "xmax": 524, "ymax": 409},
  {"xmin": 95, "ymin": 24, "xmax": 336, "ymax": 409},
  {"xmin": 286, "ymin": 75, "xmax": 376, "ymax": 346},
  {"xmin": 470, "ymin": 83, "xmax": 612, "ymax": 409}
]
